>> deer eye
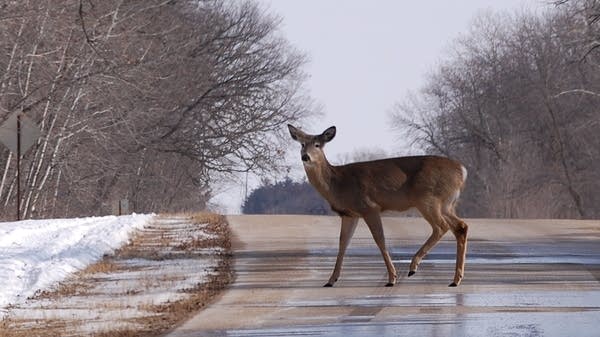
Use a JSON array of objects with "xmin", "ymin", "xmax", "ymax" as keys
[
  {"xmin": 315, "ymin": 143, "xmax": 321, "ymax": 148},
  {"xmin": 301, "ymin": 143, "xmax": 306, "ymax": 148}
]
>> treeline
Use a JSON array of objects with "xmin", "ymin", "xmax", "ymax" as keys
[
  {"xmin": 0, "ymin": 1, "xmax": 311, "ymax": 219},
  {"xmin": 392, "ymin": 0, "xmax": 600, "ymax": 218},
  {"xmin": 242, "ymin": 149, "xmax": 388, "ymax": 215},
  {"xmin": 242, "ymin": 178, "xmax": 331, "ymax": 215}
]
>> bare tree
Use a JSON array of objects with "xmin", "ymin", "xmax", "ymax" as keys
[
  {"xmin": 336, "ymin": 147, "xmax": 388, "ymax": 165},
  {"xmin": 554, "ymin": 0, "xmax": 600, "ymax": 59},
  {"xmin": 391, "ymin": 2, "xmax": 600, "ymax": 218},
  {"xmin": 0, "ymin": 0, "xmax": 313, "ymax": 219}
]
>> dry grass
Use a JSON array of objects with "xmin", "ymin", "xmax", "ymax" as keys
[
  {"xmin": 84, "ymin": 259, "xmax": 120, "ymax": 274},
  {"xmin": 192, "ymin": 212, "xmax": 226, "ymax": 225},
  {"xmin": 143, "ymin": 213, "xmax": 234, "ymax": 333},
  {"xmin": 34, "ymin": 280, "xmax": 93, "ymax": 300},
  {"xmin": 1, "ymin": 212, "xmax": 233, "ymax": 337},
  {"xmin": 31, "ymin": 258, "xmax": 117, "ymax": 301},
  {"xmin": 92, "ymin": 328, "xmax": 141, "ymax": 337},
  {"xmin": 0, "ymin": 318, "xmax": 69, "ymax": 337}
]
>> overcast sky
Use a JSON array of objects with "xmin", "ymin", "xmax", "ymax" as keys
[
  {"xmin": 215, "ymin": 0, "xmax": 549, "ymax": 213},
  {"xmin": 260, "ymin": 0, "xmax": 547, "ymax": 161}
]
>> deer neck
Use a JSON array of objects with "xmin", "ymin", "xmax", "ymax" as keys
[{"xmin": 304, "ymin": 157, "xmax": 336, "ymax": 196}]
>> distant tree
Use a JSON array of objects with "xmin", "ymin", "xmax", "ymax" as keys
[
  {"xmin": 242, "ymin": 178, "xmax": 331, "ymax": 215},
  {"xmin": 555, "ymin": 0, "xmax": 600, "ymax": 59},
  {"xmin": 336, "ymin": 147, "xmax": 388, "ymax": 165}
]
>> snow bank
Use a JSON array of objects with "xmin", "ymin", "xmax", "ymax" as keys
[{"xmin": 0, "ymin": 214, "xmax": 154, "ymax": 311}]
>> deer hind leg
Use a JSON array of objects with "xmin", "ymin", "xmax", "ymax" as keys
[
  {"xmin": 443, "ymin": 206, "xmax": 469, "ymax": 287},
  {"xmin": 325, "ymin": 216, "xmax": 359, "ymax": 287},
  {"xmin": 409, "ymin": 200, "xmax": 449, "ymax": 279},
  {"xmin": 363, "ymin": 212, "xmax": 397, "ymax": 287}
]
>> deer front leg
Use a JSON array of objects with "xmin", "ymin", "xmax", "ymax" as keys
[
  {"xmin": 325, "ymin": 216, "xmax": 358, "ymax": 287},
  {"xmin": 363, "ymin": 212, "xmax": 397, "ymax": 287}
]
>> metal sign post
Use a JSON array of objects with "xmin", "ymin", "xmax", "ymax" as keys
[
  {"xmin": 17, "ymin": 114, "xmax": 21, "ymax": 220},
  {"xmin": 0, "ymin": 111, "xmax": 41, "ymax": 220}
]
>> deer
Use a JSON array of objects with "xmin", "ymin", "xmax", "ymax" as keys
[{"xmin": 287, "ymin": 124, "xmax": 469, "ymax": 287}]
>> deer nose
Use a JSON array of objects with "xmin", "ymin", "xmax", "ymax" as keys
[{"xmin": 301, "ymin": 154, "xmax": 310, "ymax": 162}]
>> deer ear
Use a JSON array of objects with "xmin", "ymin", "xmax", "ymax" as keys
[
  {"xmin": 287, "ymin": 124, "xmax": 300, "ymax": 141},
  {"xmin": 321, "ymin": 126, "xmax": 336, "ymax": 143}
]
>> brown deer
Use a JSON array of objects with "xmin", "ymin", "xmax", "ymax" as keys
[{"xmin": 288, "ymin": 125, "xmax": 469, "ymax": 287}]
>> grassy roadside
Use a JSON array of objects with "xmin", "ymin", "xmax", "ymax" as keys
[{"xmin": 0, "ymin": 212, "xmax": 233, "ymax": 337}]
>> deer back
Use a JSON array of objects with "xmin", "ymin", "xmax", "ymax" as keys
[{"xmin": 310, "ymin": 155, "xmax": 466, "ymax": 216}]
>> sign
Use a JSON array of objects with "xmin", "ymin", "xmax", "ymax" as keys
[
  {"xmin": 0, "ymin": 111, "xmax": 42, "ymax": 220},
  {"xmin": 0, "ymin": 111, "xmax": 41, "ymax": 154},
  {"xmin": 112, "ymin": 199, "xmax": 130, "ymax": 215}
]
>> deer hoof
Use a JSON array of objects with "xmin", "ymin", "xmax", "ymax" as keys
[
  {"xmin": 385, "ymin": 282, "xmax": 395, "ymax": 287},
  {"xmin": 448, "ymin": 282, "xmax": 458, "ymax": 287},
  {"xmin": 408, "ymin": 271, "xmax": 416, "ymax": 277},
  {"xmin": 323, "ymin": 283, "xmax": 333, "ymax": 287}
]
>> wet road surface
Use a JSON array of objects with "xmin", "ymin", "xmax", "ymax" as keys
[{"xmin": 167, "ymin": 215, "xmax": 600, "ymax": 337}]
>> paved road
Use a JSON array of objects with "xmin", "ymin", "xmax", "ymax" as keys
[{"xmin": 167, "ymin": 215, "xmax": 600, "ymax": 337}]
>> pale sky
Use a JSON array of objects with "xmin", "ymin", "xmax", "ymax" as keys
[
  {"xmin": 261, "ymin": 0, "xmax": 546, "ymax": 160},
  {"xmin": 213, "ymin": 0, "xmax": 548, "ymax": 213}
]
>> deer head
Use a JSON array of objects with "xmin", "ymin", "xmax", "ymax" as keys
[{"xmin": 287, "ymin": 125, "xmax": 336, "ymax": 167}]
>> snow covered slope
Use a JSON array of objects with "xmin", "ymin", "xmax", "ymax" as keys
[{"xmin": 0, "ymin": 214, "xmax": 154, "ymax": 313}]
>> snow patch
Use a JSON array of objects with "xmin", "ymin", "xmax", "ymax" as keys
[{"xmin": 0, "ymin": 214, "xmax": 154, "ymax": 313}]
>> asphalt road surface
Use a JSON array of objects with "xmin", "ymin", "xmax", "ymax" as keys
[{"xmin": 167, "ymin": 215, "xmax": 600, "ymax": 337}]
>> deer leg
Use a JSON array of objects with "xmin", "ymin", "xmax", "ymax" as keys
[
  {"xmin": 444, "ymin": 212, "xmax": 469, "ymax": 287},
  {"xmin": 363, "ymin": 212, "xmax": 397, "ymax": 287},
  {"xmin": 409, "ymin": 202, "xmax": 449, "ymax": 278},
  {"xmin": 325, "ymin": 216, "xmax": 358, "ymax": 287}
]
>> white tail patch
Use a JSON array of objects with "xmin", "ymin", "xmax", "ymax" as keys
[
  {"xmin": 451, "ymin": 190, "xmax": 461, "ymax": 206},
  {"xmin": 461, "ymin": 165, "xmax": 468, "ymax": 184},
  {"xmin": 365, "ymin": 196, "xmax": 379, "ymax": 209}
]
